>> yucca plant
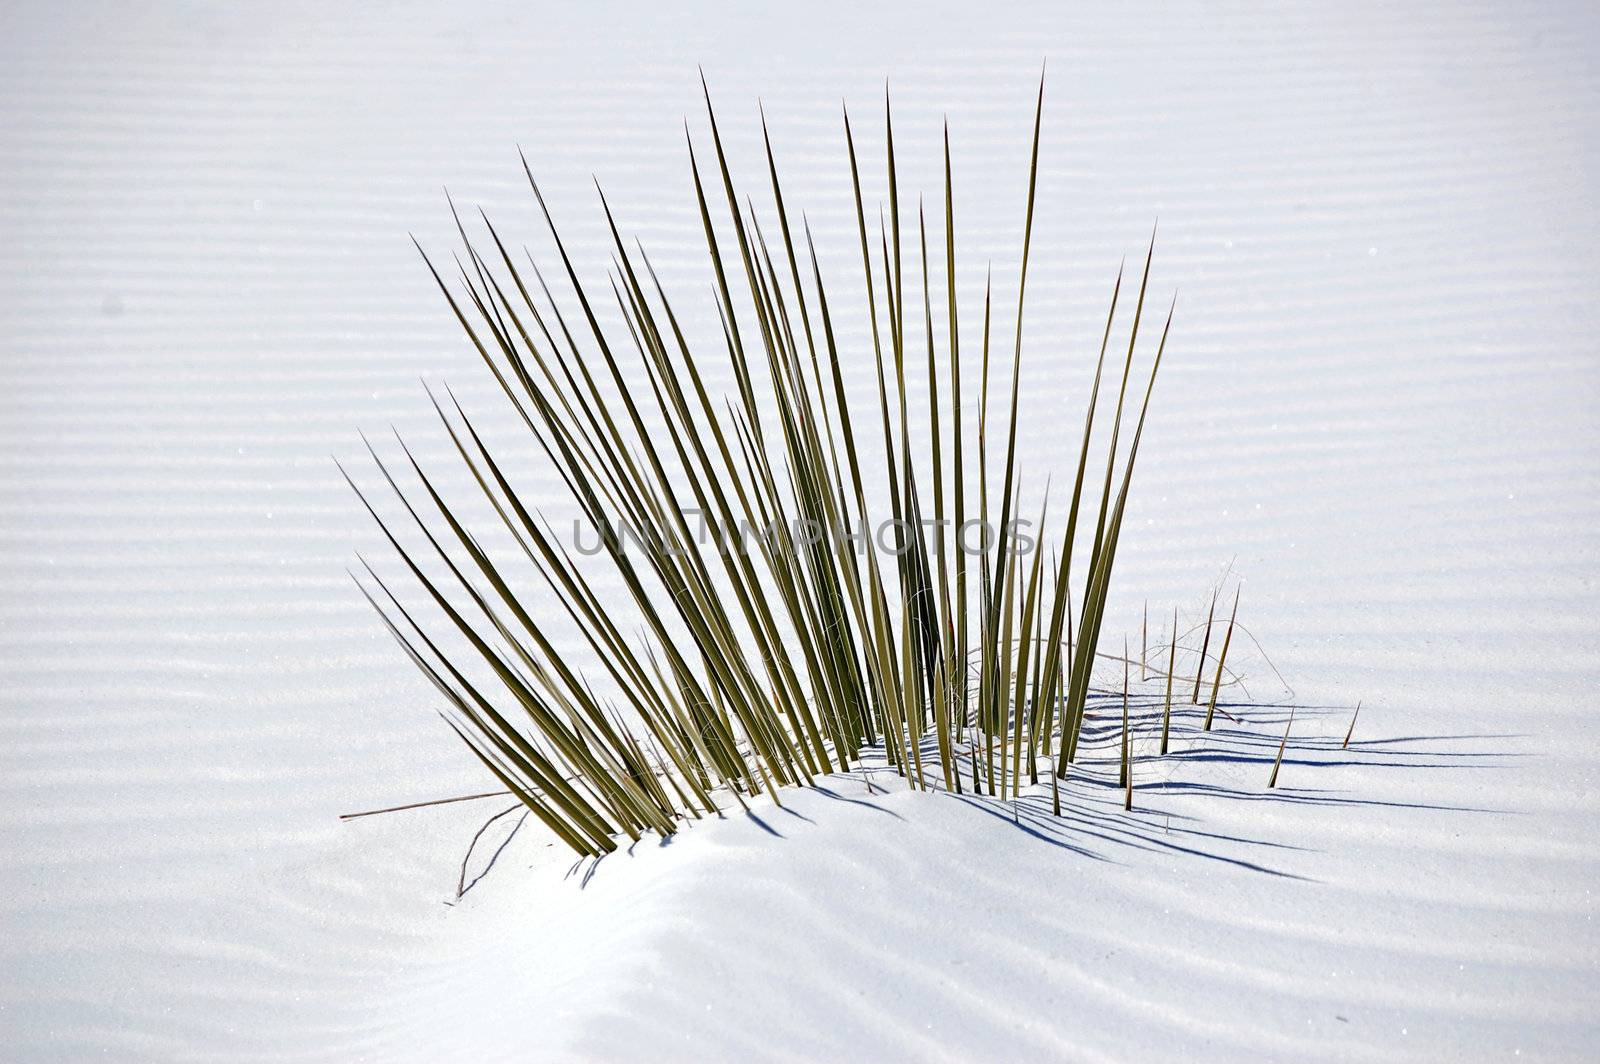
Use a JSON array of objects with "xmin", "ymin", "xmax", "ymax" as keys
[{"xmin": 348, "ymin": 77, "xmax": 1188, "ymax": 857}]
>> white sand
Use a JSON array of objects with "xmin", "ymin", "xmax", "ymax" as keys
[{"xmin": 2, "ymin": 1, "xmax": 1597, "ymax": 1060}]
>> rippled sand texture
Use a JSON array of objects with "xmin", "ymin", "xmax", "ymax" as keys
[{"xmin": 2, "ymin": 1, "xmax": 1597, "ymax": 1060}]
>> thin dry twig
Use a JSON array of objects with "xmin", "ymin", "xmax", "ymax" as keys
[
  {"xmin": 340, "ymin": 790, "xmax": 512, "ymax": 821},
  {"xmin": 457, "ymin": 804, "xmax": 529, "ymax": 898}
]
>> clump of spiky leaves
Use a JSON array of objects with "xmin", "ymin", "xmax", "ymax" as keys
[{"xmin": 349, "ymin": 77, "xmax": 1181, "ymax": 857}]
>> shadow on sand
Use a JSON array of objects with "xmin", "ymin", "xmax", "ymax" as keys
[{"xmin": 559, "ymin": 695, "xmax": 1513, "ymax": 887}]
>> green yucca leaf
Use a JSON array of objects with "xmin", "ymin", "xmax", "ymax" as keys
[{"xmin": 352, "ymin": 77, "xmax": 1204, "ymax": 855}]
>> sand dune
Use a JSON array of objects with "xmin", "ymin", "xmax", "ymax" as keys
[
  {"xmin": 369, "ymin": 707, "xmax": 1596, "ymax": 1061},
  {"xmin": 2, "ymin": 1, "xmax": 1597, "ymax": 1059}
]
